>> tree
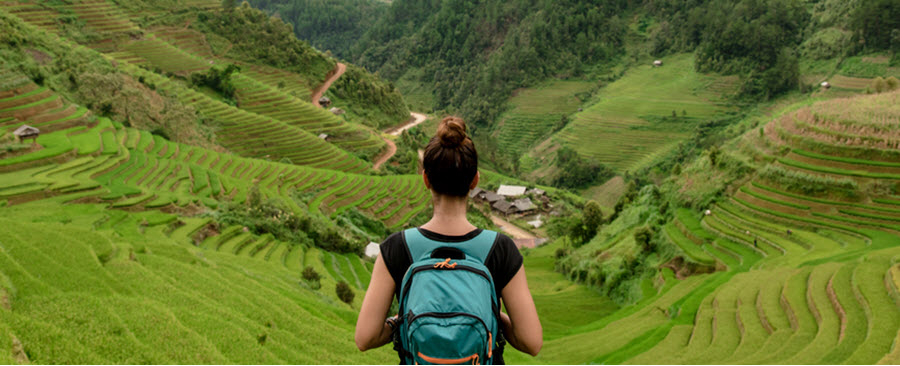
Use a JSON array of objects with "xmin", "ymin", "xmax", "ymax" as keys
[
  {"xmin": 708, "ymin": 145, "xmax": 720, "ymax": 167},
  {"xmin": 222, "ymin": 0, "xmax": 236, "ymax": 12},
  {"xmin": 583, "ymin": 200, "xmax": 604, "ymax": 240},
  {"xmin": 634, "ymin": 226, "xmax": 653, "ymax": 252},
  {"xmin": 336, "ymin": 281, "xmax": 355, "ymax": 304}
]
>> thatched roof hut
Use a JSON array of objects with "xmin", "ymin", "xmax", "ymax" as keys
[
  {"xmin": 13, "ymin": 125, "xmax": 39, "ymax": 143},
  {"xmin": 318, "ymin": 96, "xmax": 331, "ymax": 107}
]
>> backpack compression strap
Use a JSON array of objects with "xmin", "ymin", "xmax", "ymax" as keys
[{"xmin": 403, "ymin": 228, "xmax": 498, "ymax": 264}]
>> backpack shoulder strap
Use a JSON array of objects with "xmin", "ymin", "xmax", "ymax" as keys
[{"xmin": 403, "ymin": 228, "xmax": 498, "ymax": 264}]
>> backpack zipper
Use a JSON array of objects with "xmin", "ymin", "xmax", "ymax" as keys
[
  {"xmin": 408, "ymin": 312, "xmax": 493, "ymax": 363},
  {"xmin": 401, "ymin": 264, "xmax": 492, "ymax": 300}
]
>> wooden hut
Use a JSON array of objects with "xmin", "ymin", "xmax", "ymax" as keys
[
  {"xmin": 318, "ymin": 96, "xmax": 332, "ymax": 107},
  {"xmin": 483, "ymin": 191, "xmax": 504, "ymax": 204},
  {"xmin": 492, "ymin": 200, "xmax": 516, "ymax": 215},
  {"xmin": 497, "ymin": 185, "xmax": 527, "ymax": 197},
  {"xmin": 468, "ymin": 187, "xmax": 486, "ymax": 202},
  {"xmin": 13, "ymin": 125, "xmax": 39, "ymax": 144},
  {"xmin": 512, "ymin": 198, "xmax": 537, "ymax": 215}
]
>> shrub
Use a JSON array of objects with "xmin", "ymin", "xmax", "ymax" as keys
[
  {"xmin": 885, "ymin": 76, "xmax": 899, "ymax": 91},
  {"xmin": 302, "ymin": 267, "xmax": 320, "ymax": 282},
  {"xmin": 872, "ymin": 77, "xmax": 886, "ymax": 93},
  {"xmin": 554, "ymin": 247, "xmax": 569, "ymax": 259},
  {"xmin": 302, "ymin": 267, "xmax": 321, "ymax": 289},
  {"xmin": 336, "ymin": 281, "xmax": 355, "ymax": 304},
  {"xmin": 633, "ymin": 226, "xmax": 653, "ymax": 252}
]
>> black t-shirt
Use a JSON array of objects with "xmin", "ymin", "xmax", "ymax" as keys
[{"xmin": 379, "ymin": 227, "xmax": 523, "ymax": 364}]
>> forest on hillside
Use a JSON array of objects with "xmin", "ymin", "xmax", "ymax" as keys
[{"xmin": 259, "ymin": 0, "xmax": 898, "ymax": 120}]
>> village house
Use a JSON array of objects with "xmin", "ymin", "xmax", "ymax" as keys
[
  {"xmin": 497, "ymin": 185, "xmax": 527, "ymax": 197},
  {"xmin": 469, "ymin": 187, "xmax": 486, "ymax": 201},
  {"xmin": 13, "ymin": 125, "xmax": 39, "ymax": 144},
  {"xmin": 492, "ymin": 200, "xmax": 515, "ymax": 215},
  {"xmin": 483, "ymin": 191, "xmax": 504, "ymax": 204},
  {"xmin": 513, "ymin": 198, "xmax": 537, "ymax": 215}
]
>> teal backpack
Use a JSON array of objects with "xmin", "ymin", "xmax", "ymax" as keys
[{"xmin": 394, "ymin": 228, "xmax": 501, "ymax": 365}]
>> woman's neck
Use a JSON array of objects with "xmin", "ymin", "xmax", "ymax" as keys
[{"xmin": 420, "ymin": 193, "xmax": 476, "ymax": 236}]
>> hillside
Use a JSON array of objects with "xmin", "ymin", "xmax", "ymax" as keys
[
  {"xmin": 0, "ymin": 1, "xmax": 426, "ymax": 362},
  {"xmin": 1, "ymin": 0, "xmax": 900, "ymax": 364},
  {"xmin": 537, "ymin": 90, "xmax": 900, "ymax": 364}
]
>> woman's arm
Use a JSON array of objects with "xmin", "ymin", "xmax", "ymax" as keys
[
  {"xmin": 500, "ymin": 265, "xmax": 542, "ymax": 356},
  {"xmin": 354, "ymin": 254, "xmax": 396, "ymax": 351}
]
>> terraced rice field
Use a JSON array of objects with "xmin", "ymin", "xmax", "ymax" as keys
[
  {"xmin": 2, "ymin": 2, "xmax": 899, "ymax": 364},
  {"xmin": 493, "ymin": 80, "xmax": 594, "ymax": 156},
  {"xmin": 0, "ymin": 59, "xmax": 427, "ymax": 362},
  {"xmin": 124, "ymin": 65, "xmax": 372, "ymax": 173},
  {"xmin": 505, "ymin": 91, "xmax": 900, "ymax": 364},
  {"xmin": 237, "ymin": 62, "xmax": 316, "ymax": 101},
  {"xmin": 539, "ymin": 53, "xmax": 738, "ymax": 172},
  {"xmin": 0, "ymin": 78, "xmax": 93, "ymax": 137},
  {"xmin": 0, "ymin": 72, "xmax": 428, "ymax": 227},
  {"xmin": 232, "ymin": 72, "xmax": 385, "ymax": 155},
  {"xmin": 3, "ymin": 1, "xmax": 384, "ymax": 170},
  {"xmin": 0, "ymin": 202, "xmax": 394, "ymax": 364},
  {"xmin": 0, "ymin": 0, "xmax": 142, "ymax": 53}
]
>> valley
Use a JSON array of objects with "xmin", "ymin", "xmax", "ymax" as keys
[{"xmin": 0, "ymin": 0, "xmax": 899, "ymax": 364}]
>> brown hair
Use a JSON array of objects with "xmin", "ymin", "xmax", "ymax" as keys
[{"xmin": 423, "ymin": 116, "xmax": 478, "ymax": 197}]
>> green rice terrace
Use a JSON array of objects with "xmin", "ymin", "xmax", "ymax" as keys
[
  {"xmin": 532, "ymin": 54, "xmax": 740, "ymax": 174},
  {"xmin": 0, "ymin": 0, "xmax": 899, "ymax": 364}
]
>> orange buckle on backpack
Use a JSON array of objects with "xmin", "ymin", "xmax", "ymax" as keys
[
  {"xmin": 417, "ymin": 352, "xmax": 480, "ymax": 365},
  {"xmin": 433, "ymin": 258, "xmax": 458, "ymax": 269}
]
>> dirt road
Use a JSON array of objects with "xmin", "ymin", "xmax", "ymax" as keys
[
  {"xmin": 490, "ymin": 214, "xmax": 537, "ymax": 239},
  {"xmin": 373, "ymin": 112, "xmax": 428, "ymax": 170},
  {"xmin": 311, "ymin": 62, "xmax": 346, "ymax": 107},
  {"xmin": 387, "ymin": 112, "xmax": 428, "ymax": 136},
  {"xmin": 372, "ymin": 137, "xmax": 396, "ymax": 170}
]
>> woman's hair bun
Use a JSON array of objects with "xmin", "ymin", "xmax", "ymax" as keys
[{"xmin": 436, "ymin": 116, "xmax": 467, "ymax": 147}]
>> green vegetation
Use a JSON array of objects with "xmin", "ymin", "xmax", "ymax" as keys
[
  {"xmin": 2, "ymin": 0, "xmax": 900, "ymax": 364},
  {"xmin": 352, "ymin": 0, "xmax": 628, "ymax": 126},
  {"xmin": 249, "ymin": 0, "xmax": 389, "ymax": 59}
]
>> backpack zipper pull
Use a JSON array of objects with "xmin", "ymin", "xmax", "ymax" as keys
[{"xmin": 434, "ymin": 258, "xmax": 455, "ymax": 269}]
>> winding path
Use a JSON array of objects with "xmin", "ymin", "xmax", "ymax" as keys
[
  {"xmin": 311, "ymin": 62, "xmax": 346, "ymax": 107},
  {"xmin": 311, "ymin": 62, "xmax": 430, "ymax": 170},
  {"xmin": 373, "ymin": 112, "xmax": 429, "ymax": 170}
]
